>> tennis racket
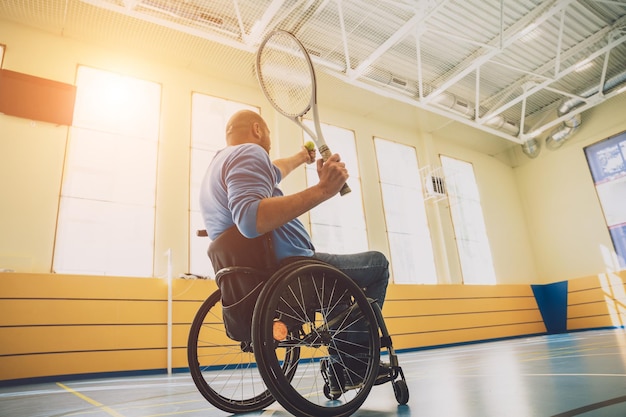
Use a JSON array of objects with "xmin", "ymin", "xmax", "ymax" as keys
[{"xmin": 256, "ymin": 29, "xmax": 351, "ymax": 196}]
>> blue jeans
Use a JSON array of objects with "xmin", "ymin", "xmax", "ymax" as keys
[
  {"xmin": 313, "ymin": 251, "xmax": 389, "ymax": 363},
  {"xmin": 313, "ymin": 251, "xmax": 389, "ymax": 310}
]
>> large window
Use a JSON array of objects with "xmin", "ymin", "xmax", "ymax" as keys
[
  {"xmin": 304, "ymin": 121, "xmax": 368, "ymax": 254},
  {"xmin": 53, "ymin": 66, "xmax": 161, "ymax": 276},
  {"xmin": 584, "ymin": 130, "xmax": 626, "ymax": 270},
  {"xmin": 374, "ymin": 138, "xmax": 437, "ymax": 284},
  {"xmin": 189, "ymin": 94, "xmax": 257, "ymax": 276},
  {"xmin": 441, "ymin": 155, "xmax": 496, "ymax": 284}
]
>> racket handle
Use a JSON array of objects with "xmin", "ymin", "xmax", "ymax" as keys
[{"xmin": 318, "ymin": 144, "xmax": 351, "ymax": 196}]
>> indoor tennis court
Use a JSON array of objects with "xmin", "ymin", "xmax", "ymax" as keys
[
  {"xmin": 1, "ymin": 329, "xmax": 626, "ymax": 416},
  {"xmin": 1, "ymin": 1, "xmax": 626, "ymax": 416}
]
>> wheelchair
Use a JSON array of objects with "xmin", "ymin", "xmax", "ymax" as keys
[{"xmin": 188, "ymin": 226, "xmax": 409, "ymax": 416}]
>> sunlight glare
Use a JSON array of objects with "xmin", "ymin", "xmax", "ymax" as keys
[
  {"xmin": 74, "ymin": 67, "xmax": 160, "ymax": 140},
  {"xmin": 599, "ymin": 272, "xmax": 626, "ymax": 328}
]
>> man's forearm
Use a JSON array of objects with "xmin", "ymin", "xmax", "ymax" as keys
[
  {"xmin": 273, "ymin": 150, "xmax": 309, "ymax": 178},
  {"xmin": 256, "ymin": 185, "xmax": 330, "ymax": 234},
  {"xmin": 257, "ymin": 153, "xmax": 347, "ymax": 235}
]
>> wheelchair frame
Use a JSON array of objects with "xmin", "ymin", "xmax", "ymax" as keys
[{"xmin": 188, "ymin": 258, "xmax": 409, "ymax": 416}]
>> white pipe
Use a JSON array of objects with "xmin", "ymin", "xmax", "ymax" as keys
[
  {"xmin": 545, "ymin": 70, "xmax": 626, "ymax": 150},
  {"xmin": 166, "ymin": 249, "xmax": 173, "ymax": 376}
]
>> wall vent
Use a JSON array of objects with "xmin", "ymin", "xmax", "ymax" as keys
[
  {"xmin": 420, "ymin": 166, "xmax": 447, "ymax": 202},
  {"xmin": 391, "ymin": 77, "xmax": 407, "ymax": 87},
  {"xmin": 429, "ymin": 174, "xmax": 446, "ymax": 196}
]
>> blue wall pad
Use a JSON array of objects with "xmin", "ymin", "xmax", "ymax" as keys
[{"xmin": 532, "ymin": 281, "xmax": 568, "ymax": 334}]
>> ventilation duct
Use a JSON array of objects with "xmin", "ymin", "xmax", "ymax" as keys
[
  {"xmin": 545, "ymin": 70, "xmax": 626, "ymax": 150},
  {"xmin": 521, "ymin": 137, "xmax": 541, "ymax": 158},
  {"xmin": 483, "ymin": 115, "xmax": 520, "ymax": 136},
  {"xmin": 429, "ymin": 90, "xmax": 520, "ymax": 136},
  {"xmin": 141, "ymin": 0, "xmax": 223, "ymax": 25},
  {"xmin": 545, "ymin": 113, "xmax": 582, "ymax": 150},
  {"xmin": 362, "ymin": 68, "xmax": 419, "ymax": 96},
  {"xmin": 360, "ymin": 73, "xmax": 521, "ymax": 137},
  {"xmin": 430, "ymin": 92, "xmax": 475, "ymax": 117}
]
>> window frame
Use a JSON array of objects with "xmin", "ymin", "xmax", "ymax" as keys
[
  {"xmin": 53, "ymin": 65, "xmax": 162, "ymax": 277},
  {"xmin": 440, "ymin": 154, "xmax": 496, "ymax": 285},
  {"xmin": 583, "ymin": 129, "xmax": 626, "ymax": 270},
  {"xmin": 303, "ymin": 120, "xmax": 369, "ymax": 254},
  {"xmin": 374, "ymin": 137, "xmax": 438, "ymax": 284},
  {"xmin": 188, "ymin": 93, "xmax": 259, "ymax": 277}
]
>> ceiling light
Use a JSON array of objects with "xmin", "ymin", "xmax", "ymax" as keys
[
  {"xmin": 574, "ymin": 59, "xmax": 594, "ymax": 72},
  {"xmin": 520, "ymin": 22, "xmax": 538, "ymax": 36},
  {"xmin": 520, "ymin": 23, "xmax": 541, "ymax": 42}
]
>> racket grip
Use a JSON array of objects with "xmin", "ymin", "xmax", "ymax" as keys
[{"xmin": 318, "ymin": 145, "xmax": 351, "ymax": 196}]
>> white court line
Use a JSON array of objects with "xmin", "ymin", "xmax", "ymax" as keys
[
  {"xmin": 68, "ymin": 375, "xmax": 194, "ymax": 386},
  {"xmin": 0, "ymin": 388, "xmax": 66, "ymax": 399},
  {"xmin": 519, "ymin": 373, "xmax": 626, "ymax": 377},
  {"xmin": 417, "ymin": 372, "xmax": 626, "ymax": 378}
]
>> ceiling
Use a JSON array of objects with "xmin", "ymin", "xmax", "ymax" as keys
[{"xmin": 1, "ymin": 0, "xmax": 626, "ymax": 157}]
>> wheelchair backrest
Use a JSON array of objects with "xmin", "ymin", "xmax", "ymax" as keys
[
  {"xmin": 207, "ymin": 226, "xmax": 278, "ymax": 342},
  {"xmin": 208, "ymin": 225, "xmax": 278, "ymax": 273}
]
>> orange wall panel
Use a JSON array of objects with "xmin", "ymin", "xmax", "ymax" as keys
[
  {"xmin": 9, "ymin": 272, "xmax": 623, "ymax": 383},
  {"xmin": 566, "ymin": 272, "xmax": 626, "ymax": 331}
]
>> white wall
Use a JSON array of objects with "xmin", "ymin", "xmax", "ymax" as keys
[
  {"xmin": 512, "ymin": 93, "xmax": 626, "ymax": 283},
  {"xmin": 433, "ymin": 138, "xmax": 539, "ymax": 284}
]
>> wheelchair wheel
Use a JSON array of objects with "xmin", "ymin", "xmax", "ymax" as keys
[
  {"xmin": 188, "ymin": 289, "xmax": 296, "ymax": 413},
  {"xmin": 393, "ymin": 379, "xmax": 410, "ymax": 405},
  {"xmin": 252, "ymin": 262, "xmax": 381, "ymax": 417}
]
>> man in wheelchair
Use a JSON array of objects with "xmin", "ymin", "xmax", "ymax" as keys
[{"xmin": 199, "ymin": 110, "xmax": 391, "ymax": 395}]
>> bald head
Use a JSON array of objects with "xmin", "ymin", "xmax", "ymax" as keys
[{"xmin": 225, "ymin": 110, "xmax": 270, "ymax": 152}]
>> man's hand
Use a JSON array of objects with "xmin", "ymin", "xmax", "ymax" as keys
[
  {"xmin": 256, "ymin": 152, "xmax": 349, "ymax": 235},
  {"xmin": 301, "ymin": 144, "xmax": 316, "ymax": 164},
  {"xmin": 316, "ymin": 153, "xmax": 349, "ymax": 198}
]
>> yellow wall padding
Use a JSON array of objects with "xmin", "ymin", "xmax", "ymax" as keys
[
  {"xmin": 0, "ymin": 272, "xmax": 565, "ymax": 382},
  {"xmin": 567, "ymin": 271, "xmax": 626, "ymax": 330},
  {"xmin": 0, "ymin": 273, "xmax": 216, "ymax": 382},
  {"xmin": 383, "ymin": 284, "xmax": 546, "ymax": 350}
]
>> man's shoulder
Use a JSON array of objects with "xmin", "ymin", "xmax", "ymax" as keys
[
  {"xmin": 221, "ymin": 143, "xmax": 271, "ymax": 167},
  {"xmin": 232, "ymin": 143, "xmax": 265, "ymax": 155}
]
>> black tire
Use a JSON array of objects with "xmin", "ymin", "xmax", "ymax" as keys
[
  {"xmin": 252, "ymin": 263, "xmax": 380, "ymax": 417},
  {"xmin": 393, "ymin": 379, "xmax": 410, "ymax": 405},
  {"xmin": 187, "ymin": 290, "xmax": 277, "ymax": 413}
]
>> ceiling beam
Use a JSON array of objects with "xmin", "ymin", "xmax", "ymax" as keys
[
  {"xmin": 245, "ymin": 0, "xmax": 286, "ymax": 44},
  {"xmin": 521, "ymin": 84, "xmax": 625, "ymax": 141},
  {"xmin": 78, "ymin": 0, "xmax": 257, "ymax": 51},
  {"xmin": 484, "ymin": 25, "xmax": 626, "ymax": 122},
  {"xmin": 349, "ymin": 0, "xmax": 450, "ymax": 80},
  {"xmin": 423, "ymin": 0, "xmax": 576, "ymax": 104},
  {"xmin": 481, "ymin": 16, "xmax": 622, "ymax": 114},
  {"xmin": 326, "ymin": 69, "xmax": 524, "ymax": 143},
  {"xmin": 336, "ymin": 0, "xmax": 352, "ymax": 73}
]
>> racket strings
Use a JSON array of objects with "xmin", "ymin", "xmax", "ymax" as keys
[{"xmin": 258, "ymin": 33, "xmax": 313, "ymax": 118}]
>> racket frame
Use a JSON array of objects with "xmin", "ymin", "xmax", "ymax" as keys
[{"xmin": 256, "ymin": 29, "xmax": 351, "ymax": 196}]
